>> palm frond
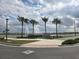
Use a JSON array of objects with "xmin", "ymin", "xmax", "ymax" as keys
[
  {"xmin": 52, "ymin": 18, "xmax": 61, "ymax": 24},
  {"xmin": 17, "ymin": 16, "xmax": 25, "ymax": 22},
  {"xmin": 30, "ymin": 19, "xmax": 38, "ymax": 25},
  {"xmin": 42, "ymin": 17, "xmax": 48, "ymax": 23},
  {"xmin": 24, "ymin": 18, "xmax": 29, "ymax": 23}
]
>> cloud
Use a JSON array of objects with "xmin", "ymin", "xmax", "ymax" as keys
[
  {"xmin": 61, "ymin": 16, "xmax": 73, "ymax": 26},
  {"xmin": 0, "ymin": 0, "xmax": 79, "ymax": 33}
]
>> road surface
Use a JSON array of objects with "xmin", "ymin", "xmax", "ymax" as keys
[{"xmin": 0, "ymin": 45, "xmax": 79, "ymax": 59}]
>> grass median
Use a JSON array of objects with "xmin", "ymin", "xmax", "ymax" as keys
[{"xmin": 0, "ymin": 39, "xmax": 38, "ymax": 46}]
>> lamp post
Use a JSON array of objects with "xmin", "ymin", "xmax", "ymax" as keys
[{"xmin": 6, "ymin": 19, "xmax": 9, "ymax": 40}]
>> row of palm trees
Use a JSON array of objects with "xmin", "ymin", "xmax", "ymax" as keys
[{"xmin": 17, "ymin": 16, "xmax": 61, "ymax": 38}]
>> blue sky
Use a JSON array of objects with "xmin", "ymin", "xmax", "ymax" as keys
[{"xmin": 0, "ymin": 0, "xmax": 79, "ymax": 33}]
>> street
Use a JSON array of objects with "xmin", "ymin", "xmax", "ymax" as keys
[{"xmin": 0, "ymin": 45, "xmax": 79, "ymax": 59}]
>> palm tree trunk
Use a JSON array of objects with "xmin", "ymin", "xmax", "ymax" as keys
[
  {"xmin": 45, "ymin": 22, "xmax": 47, "ymax": 34},
  {"xmin": 56, "ymin": 23, "xmax": 58, "ymax": 38},
  {"xmin": 74, "ymin": 25, "xmax": 76, "ymax": 36},
  {"xmin": 33, "ymin": 24, "xmax": 34, "ymax": 35},
  {"xmin": 21, "ymin": 21, "xmax": 23, "ymax": 37}
]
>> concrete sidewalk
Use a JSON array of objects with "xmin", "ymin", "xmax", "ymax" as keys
[
  {"xmin": 20, "ymin": 40, "xmax": 64, "ymax": 48},
  {"xmin": 7, "ymin": 36, "xmax": 79, "ymax": 48}
]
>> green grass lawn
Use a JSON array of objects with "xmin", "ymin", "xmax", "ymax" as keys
[{"xmin": 0, "ymin": 40, "xmax": 38, "ymax": 46}]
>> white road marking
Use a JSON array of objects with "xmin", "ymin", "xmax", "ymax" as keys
[{"xmin": 22, "ymin": 50, "xmax": 35, "ymax": 55}]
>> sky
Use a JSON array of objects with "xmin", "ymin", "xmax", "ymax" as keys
[{"xmin": 0, "ymin": 0, "xmax": 79, "ymax": 33}]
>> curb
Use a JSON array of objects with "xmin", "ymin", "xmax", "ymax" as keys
[{"xmin": 0, "ymin": 43, "xmax": 79, "ymax": 48}]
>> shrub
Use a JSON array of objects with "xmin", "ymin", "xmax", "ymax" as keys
[
  {"xmin": 17, "ymin": 36, "xmax": 29, "ymax": 39},
  {"xmin": 62, "ymin": 39, "xmax": 76, "ymax": 45},
  {"xmin": 52, "ymin": 36, "xmax": 63, "ymax": 39},
  {"xmin": 27, "ymin": 34, "xmax": 42, "ymax": 39},
  {"xmin": 74, "ymin": 38, "xmax": 79, "ymax": 43},
  {"xmin": 17, "ymin": 34, "xmax": 43, "ymax": 39},
  {"xmin": 0, "ymin": 37, "xmax": 4, "ymax": 41},
  {"xmin": 42, "ymin": 35, "xmax": 52, "ymax": 39}
]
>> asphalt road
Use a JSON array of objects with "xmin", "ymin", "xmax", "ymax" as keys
[{"xmin": 0, "ymin": 45, "xmax": 79, "ymax": 59}]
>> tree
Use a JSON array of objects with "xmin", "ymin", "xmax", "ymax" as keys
[
  {"xmin": 30, "ymin": 19, "xmax": 38, "ymax": 34},
  {"xmin": 41, "ymin": 17, "xmax": 48, "ymax": 34},
  {"xmin": 52, "ymin": 18, "xmax": 61, "ymax": 38},
  {"xmin": 17, "ymin": 16, "xmax": 25, "ymax": 37},
  {"xmin": 24, "ymin": 18, "xmax": 29, "ymax": 36}
]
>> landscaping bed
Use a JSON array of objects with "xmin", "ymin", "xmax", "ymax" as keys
[
  {"xmin": 62, "ymin": 38, "xmax": 79, "ymax": 45},
  {"xmin": 0, "ymin": 38, "xmax": 38, "ymax": 46}
]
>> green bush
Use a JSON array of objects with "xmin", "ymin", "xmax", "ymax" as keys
[
  {"xmin": 42, "ymin": 35, "xmax": 53, "ymax": 39},
  {"xmin": 62, "ymin": 39, "xmax": 76, "ymax": 45},
  {"xmin": 74, "ymin": 38, "xmax": 79, "ymax": 43},
  {"xmin": 27, "ymin": 34, "xmax": 42, "ymax": 39},
  {"xmin": 52, "ymin": 36, "xmax": 63, "ymax": 39},
  {"xmin": 0, "ymin": 37, "xmax": 4, "ymax": 41}
]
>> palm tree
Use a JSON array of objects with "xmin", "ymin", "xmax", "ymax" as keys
[
  {"xmin": 30, "ymin": 19, "xmax": 38, "ymax": 34},
  {"xmin": 52, "ymin": 18, "xmax": 61, "ymax": 38},
  {"xmin": 24, "ymin": 18, "xmax": 29, "ymax": 36},
  {"xmin": 41, "ymin": 17, "xmax": 48, "ymax": 34},
  {"xmin": 17, "ymin": 16, "xmax": 25, "ymax": 37}
]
